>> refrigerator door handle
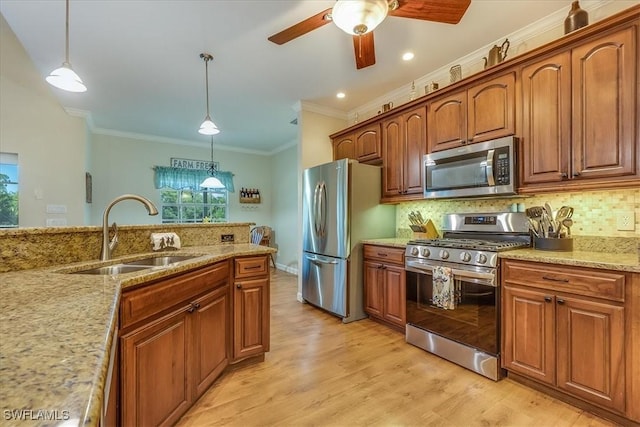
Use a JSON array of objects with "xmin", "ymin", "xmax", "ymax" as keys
[
  {"xmin": 305, "ymin": 254, "xmax": 339, "ymax": 265},
  {"xmin": 313, "ymin": 181, "xmax": 327, "ymax": 238}
]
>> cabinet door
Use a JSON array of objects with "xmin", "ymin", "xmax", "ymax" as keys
[
  {"xmin": 428, "ymin": 90, "xmax": 467, "ymax": 152},
  {"xmin": 467, "ymin": 73, "xmax": 515, "ymax": 143},
  {"xmin": 363, "ymin": 260, "xmax": 384, "ymax": 318},
  {"xmin": 121, "ymin": 309, "xmax": 190, "ymax": 427},
  {"xmin": 381, "ymin": 116, "xmax": 404, "ymax": 197},
  {"xmin": 402, "ymin": 106, "xmax": 427, "ymax": 195},
  {"xmin": 333, "ymin": 134, "xmax": 355, "ymax": 161},
  {"xmin": 521, "ymin": 52, "xmax": 572, "ymax": 185},
  {"xmin": 572, "ymin": 27, "xmax": 637, "ymax": 180},
  {"xmin": 382, "ymin": 264, "xmax": 406, "ymax": 327},
  {"xmin": 192, "ymin": 286, "xmax": 229, "ymax": 398},
  {"xmin": 556, "ymin": 296, "xmax": 625, "ymax": 412},
  {"xmin": 234, "ymin": 277, "xmax": 270, "ymax": 360},
  {"xmin": 355, "ymin": 123, "xmax": 382, "ymax": 164},
  {"xmin": 502, "ymin": 285, "xmax": 555, "ymax": 385}
]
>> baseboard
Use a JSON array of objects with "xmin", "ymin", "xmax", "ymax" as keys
[{"xmin": 275, "ymin": 263, "xmax": 298, "ymax": 275}]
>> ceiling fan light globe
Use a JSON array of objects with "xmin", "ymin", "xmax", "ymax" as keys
[
  {"xmin": 46, "ymin": 63, "xmax": 87, "ymax": 93},
  {"xmin": 332, "ymin": 0, "xmax": 388, "ymax": 36},
  {"xmin": 198, "ymin": 117, "xmax": 220, "ymax": 135}
]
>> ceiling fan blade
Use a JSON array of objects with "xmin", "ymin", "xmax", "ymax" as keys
[
  {"xmin": 389, "ymin": 0, "xmax": 471, "ymax": 24},
  {"xmin": 352, "ymin": 32, "xmax": 376, "ymax": 70},
  {"xmin": 268, "ymin": 8, "xmax": 333, "ymax": 45}
]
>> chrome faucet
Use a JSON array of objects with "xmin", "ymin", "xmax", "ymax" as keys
[{"xmin": 101, "ymin": 194, "xmax": 159, "ymax": 261}]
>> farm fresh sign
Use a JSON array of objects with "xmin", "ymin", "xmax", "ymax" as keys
[{"xmin": 170, "ymin": 158, "xmax": 219, "ymax": 171}]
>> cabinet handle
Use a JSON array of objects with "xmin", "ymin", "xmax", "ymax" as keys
[
  {"xmin": 572, "ymin": 172, "xmax": 581, "ymax": 177},
  {"xmin": 244, "ymin": 265, "xmax": 261, "ymax": 270},
  {"xmin": 544, "ymin": 296, "xmax": 552, "ymax": 303},
  {"xmin": 193, "ymin": 302, "xmax": 201, "ymax": 309},
  {"xmin": 187, "ymin": 305, "xmax": 196, "ymax": 313},
  {"xmin": 542, "ymin": 275, "xmax": 569, "ymax": 283},
  {"xmin": 468, "ymin": 138, "xmax": 474, "ymax": 144},
  {"xmin": 561, "ymin": 173, "xmax": 568, "ymax": 179},
  {"xmin": 236, "ymin": 283, "xmax": 242, "ymax": 289},
  {"xmin": 557, "ymin": 299, "xmax": 565, "ymax": 305},
  {"xmin": 377, "ymin": 253, "xmax": 388, "ymax": 257}
]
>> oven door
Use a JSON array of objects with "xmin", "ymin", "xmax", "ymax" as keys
[{"xmin": 405, "ymin": 259, "xmax": 499, "ymax": 355}]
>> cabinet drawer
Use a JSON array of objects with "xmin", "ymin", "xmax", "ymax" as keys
[
  {"xmin": 364, "ymin": 245, "xmax": 404, "ymax": 265},
  {"xmin": 235, "ymin": 256, "xmax": 268, "ymax": 279},
  {"xmin": 502, "ymin": 260, "xmax": 624, "ymax": 302},
  {"xmin": 121, "ymin": 261, "xmax": 230, "ymax": 328}
]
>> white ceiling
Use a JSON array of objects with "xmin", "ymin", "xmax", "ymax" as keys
[{"xmin": 1, "ymin": 0, "xmax": 581, "ymax": 153}]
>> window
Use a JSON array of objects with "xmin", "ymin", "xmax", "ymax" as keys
[
  {"xmin": 0, "ymin": 153, "xmax": 19, "ymax": 228},
  {"xmin": 160, "ymin": 188, "xmax": 228, "ymax": 223}
]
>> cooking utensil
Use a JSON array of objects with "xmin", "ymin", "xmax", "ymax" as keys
[
  {"xmin": 562, "ymin": 218, "xmax": 574, "ymax": 237},
  {"xmin": 416, "ymin": 211, "xmax": 426, "ymax": 224},
  {"xmin": 543, "ymin": 203, "xmax": 555, "ymax": 235},
  {"xmin": 527, "ymin": 218, "xmax": 541, "ymax": 237},
  {"xmin": 555, "ymin": 206, "xmax": 573, "ymax": 232},
  {"xmin": 526, "ymin": 206, "xmax": 544, "ymax": 237}
]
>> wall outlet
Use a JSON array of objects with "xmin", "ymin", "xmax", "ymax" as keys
[
  {"xmin": 616, "ymin": 211, "xmax": 635, "ymax": 231},
  {"xmin": 221, "ymin": 234, "xmax": 234, "ymax": 242},
  {"xmin": 46, "ymin": 204, "xmax": 67, "ymax": 214}
]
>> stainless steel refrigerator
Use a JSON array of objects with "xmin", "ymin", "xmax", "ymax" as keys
[{"xmin": 302, "ymin": 159, "xmax": 396, "ymax": 323}]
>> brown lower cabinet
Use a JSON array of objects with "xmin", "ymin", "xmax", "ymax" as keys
[
  {"xmin": 363, "ymin": 244, "xmax": 406, "ymax": 330},
  {"xmin": 233, "ymin": 255, "xmax": 270, "ymax": 361},
  {"xmin": 117, "ymin": 256, "xmax": 270, "ymax": 426},
  {"xmin": 501, "ymin": 259, "xmax": 639, "ymax": 423}
]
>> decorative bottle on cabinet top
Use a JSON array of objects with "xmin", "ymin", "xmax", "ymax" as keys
[{"xmin": 564, "ymin": 1, "xmax": 588, "ymax": 34}]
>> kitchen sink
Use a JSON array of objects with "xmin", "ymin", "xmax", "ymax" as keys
[
  {"xmin": 72, "ymin": 264, "xmax": 152, "ymax": 275},
  {"xmin": 123, "ymin": 255, "xmax": 199, "ymax": 267},
  {"xmin": 70, "ymin": 255, "xmax": 200, "ymax": 275}
]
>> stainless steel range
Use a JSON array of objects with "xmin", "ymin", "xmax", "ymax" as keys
[{"xmin": 404, "ymin": 212, "xmax": 530, "ymax": 380}]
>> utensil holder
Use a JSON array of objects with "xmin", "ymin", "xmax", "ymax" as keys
[{"xmin": 534, "ymin": 237, "xmax": 573, "ymax": 252}]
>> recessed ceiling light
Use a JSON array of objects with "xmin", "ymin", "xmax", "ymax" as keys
[
  {"xmin": 336, "ymin": 92, "xmax": 346, "ymax": 99},
  {"xmin": 402, "ymin": 52, "xmax": 415, "ymax": 61}
]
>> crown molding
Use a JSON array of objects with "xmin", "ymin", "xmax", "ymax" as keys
[{"xmin": 299, "ymin": 101, "xmax": 348, "ymax": 120}]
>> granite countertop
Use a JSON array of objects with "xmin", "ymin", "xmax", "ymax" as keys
[
  {"xmin": 362, "ymin": 238, "xmax": 640, "ymax": 273},
  {"xmin": 361, "ymin": 238, "xmax": 411, "ymax": 248},
  {"xmin": 0, "ymin": 244, "xmax": 275, "ymax": 427}
]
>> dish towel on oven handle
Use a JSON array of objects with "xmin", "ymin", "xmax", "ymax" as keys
[{"xmin": 432, "ymin": 265, "xmax": 456, "ymax": 310}]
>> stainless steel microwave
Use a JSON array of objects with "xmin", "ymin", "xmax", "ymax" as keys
[{"xmin": 424, "ymin": 136, "xmax": 518, "ymax": 199}]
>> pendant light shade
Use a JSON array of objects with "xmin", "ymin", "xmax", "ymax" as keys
[
  {"xmin": 198, "ymin": 53, "xmax": 220, "ymax": 135},
  {"xmin": 332, "ymin": 0, "xmax": 389, "ymax": 35},
  {"xmin": 47, "ymin": 0, "xmax": 86, "ymax": 92},
  {"xmin": 200, "ymin": 136, "xmax": 225, "ymax": 189}
]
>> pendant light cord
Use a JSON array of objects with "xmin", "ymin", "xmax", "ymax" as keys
[
  {"xmin": 64, "ymin": 0, "xmax": 70, "ymax": 64},
  {"xmin": 201, "ymin": 53, "xmax": 212, "ymax": 117}
]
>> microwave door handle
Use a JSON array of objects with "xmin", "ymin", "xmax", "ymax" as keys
[{"xmin": 485, "ymin": 149, "xmax": 496, "ymax": 186}]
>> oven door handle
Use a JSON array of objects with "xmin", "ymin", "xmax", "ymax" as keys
[
  {"xmin": 405, "ymin": 260, "xmax": 496, "ymax": 287},
  {"xmin": 485, "ymin": 149, "xmax": 495, "ymax": 187}
]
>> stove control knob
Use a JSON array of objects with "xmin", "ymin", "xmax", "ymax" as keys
[
  {"xmin": 460, "ymin": 251, "xmax": 471, "ymax": 262},
  {"xmin": 421, "ymin": 248, "xmax": 430, "ymax": 257},
  {"xmin": 439, "ymin": 250, "xmax": 450, "ymax": 260},
  {"xmin": 476, "ymin": 253, "xmax": 488, "ymax": 264},
  {"xmin": 411, "ymin": 247, "xmax": 419, "ymax": 256}
]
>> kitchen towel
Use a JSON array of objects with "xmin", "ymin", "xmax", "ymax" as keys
[
  {"xmin": 432, "ymin": 265, "xmax": 456, "ymax": 310},
  {"xmin": 150, "ymin": 232, "xmax": 181, "ymax": 251}
]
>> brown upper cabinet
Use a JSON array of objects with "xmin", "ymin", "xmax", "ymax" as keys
[
  {"xmin": 332, "ymin": 122, "xmax": 382, "ymax": 165},
  {"xmin": 520, "ymin": 25, "xmax": 638, "ymax": 192},
  {"xmin": 428, "ymin": 72, "xmax": 515, "ymax": 152},
  {"xmin": 381, "ymin": 104, "xmax": 427, "ymax": 202}
]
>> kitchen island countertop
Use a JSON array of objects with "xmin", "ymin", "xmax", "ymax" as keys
[{"xmin": 0, "ymin": 244, "xmax": 275, "ymax": 427}]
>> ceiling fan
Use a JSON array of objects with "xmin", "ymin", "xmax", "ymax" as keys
[{"xmin": 268, "ymin": 0, "xmax": 472, "ymax": 70}]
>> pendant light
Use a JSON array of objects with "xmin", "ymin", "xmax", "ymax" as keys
[
  {"xmin": 331, "ymin": 0, "xmax": 389, "ymax": 36},
  {"xmin": 200, "ymin": 136, "xmax": 225, "ymax": 189},
  {"xmin": 46, "ymin": 0, "xmax": 87, "ymax": 93},
  {"xmin": 198, "ymin": 53, "xmax": 220, "ymax": 135}
]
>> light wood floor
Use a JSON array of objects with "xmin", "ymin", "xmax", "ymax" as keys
[{"xmin": 176, "ymin": 270, "xmax": 615, "ymax": 427}]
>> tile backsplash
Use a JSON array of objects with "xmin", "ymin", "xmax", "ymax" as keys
[{"xmin": 397, "ymin": 188, "xmax": 639, "ymax": 239}]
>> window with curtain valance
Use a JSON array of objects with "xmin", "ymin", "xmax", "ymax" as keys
[{"xmin": 153, "ymin": 166, "xmax": 235, "ymax": 192}]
